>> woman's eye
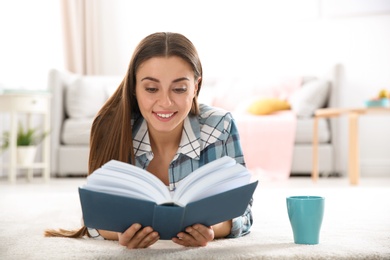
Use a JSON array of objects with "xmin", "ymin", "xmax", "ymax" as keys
[
  {"xmin": 145, "ymin": 87, "xmax": 158, "ymax": 93},
  {"xmin": 173, "ymin": 87, "xmax": 187, "ymax": 94}
]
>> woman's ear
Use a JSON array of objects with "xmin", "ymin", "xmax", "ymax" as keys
[{"xmin": 195, "ymin": 77, "xmax": 202, "ymax": 95}]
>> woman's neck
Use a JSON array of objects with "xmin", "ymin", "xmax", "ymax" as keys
[
  {"xmin": 148, "ymin": 123, "xmax": 182, "ymax": 156},
  {"xmin": 146, "ymin": 123, "xmax": 183, "ymax": 185}
]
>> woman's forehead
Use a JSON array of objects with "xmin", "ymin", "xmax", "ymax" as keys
[{"xmin": 136, "ymin": 56, "xmax": 194, "ymax": 80}]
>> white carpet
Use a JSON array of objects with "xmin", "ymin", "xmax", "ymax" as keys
[{"xmin": 0, "ymin": 175, "xmax": 389, "ymax": 260}]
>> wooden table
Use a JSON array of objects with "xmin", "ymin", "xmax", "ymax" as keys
[{"xmin": 312, "ymin": 107, "xmax": 390, "ymax": 185}]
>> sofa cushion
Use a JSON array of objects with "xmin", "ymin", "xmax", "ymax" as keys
[
  {"xmin": 295, "ymin": 118, "xmax": 330, "ymax": 144},
  {"xmin": 66, "ymin": 76, "xmax": 121, "ymax": 118},
  {"xmin": 61, "ymin": 118, "xmax": 94, "ymax": 145},
  {"xmin": 289, "ymin": 79, "xmax": 330, "ymax": 118}
]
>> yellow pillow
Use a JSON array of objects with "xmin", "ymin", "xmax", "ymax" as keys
[{"xmin": 247, "ymin": 98, "xmax": 291, "ymax": 115}]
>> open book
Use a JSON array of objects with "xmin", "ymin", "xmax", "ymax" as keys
[{"xmin": 79, "ymin": 156, "xmax": 258, "ymax": 239}]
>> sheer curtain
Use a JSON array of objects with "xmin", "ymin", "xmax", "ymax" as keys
[{"xmin": 61, "ymin": 0, "xmax": 101, "ymax": 75}]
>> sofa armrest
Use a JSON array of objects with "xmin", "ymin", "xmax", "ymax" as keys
[{"xmin": 48, "ymin": 69, "xmax": 77, "ymax": 175}]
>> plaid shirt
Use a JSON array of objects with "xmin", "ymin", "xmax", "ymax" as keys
[{"xmin": 132, "ymin": 104, "xmax": 253, "ymax": 238}]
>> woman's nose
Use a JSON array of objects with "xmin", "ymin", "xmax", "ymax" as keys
[{"xmin": 158, "ymin": 92, "xmax": 173, "ymax": 106}]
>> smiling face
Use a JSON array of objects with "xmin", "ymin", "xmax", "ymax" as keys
[{"xmin": 135, "ymin": 56, "xmax": 200, "ymax": 135}]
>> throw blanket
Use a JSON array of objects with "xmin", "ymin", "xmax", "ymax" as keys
[{"xmin": 233, "ymin": 111, "xmax": 297, "ymax": 180}]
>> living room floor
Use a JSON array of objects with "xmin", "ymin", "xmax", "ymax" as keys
[{"xmin": 1, "ymin": 174, "xmax": 389, "ymax": 259}]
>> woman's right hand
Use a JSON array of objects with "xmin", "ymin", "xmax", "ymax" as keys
[{"xmin": 118, "ymin": 223, "xmax": 160, "ymax": 249}]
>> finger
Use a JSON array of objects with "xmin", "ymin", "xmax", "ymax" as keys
[
  {"xmin": 172, "ymin": 232, "xmax": 195, "ymax": 247},
  {"xmin": 193, "ymin": 224, "xmax": 214, "ymax": 241},
  {"xmin": 140, "ymin": 231, "xmax": 160, "ymax": 248},
  {"xmin": 118, "ymin": 223, "xmax": 142, "ymax": 246},
  {"xmin": 185, "ymin": 226, "xmax": 209, "ymax": 247},
  {"xmin": 126, "ymin": 226, "xmax": 154, "ymax": 249},
  {"xmin": 173, "ymin": 228, "xmax": 207, "ymax": 247}
]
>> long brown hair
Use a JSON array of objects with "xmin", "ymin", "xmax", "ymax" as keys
[{"xmin": 45, "ymin": 32, "xmax": 203, "ymax": 238}]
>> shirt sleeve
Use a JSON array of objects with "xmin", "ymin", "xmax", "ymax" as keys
[
  {"xmin": 223, "ymin": 114, "xmax": 254, "ymax": 238},
  {"xmin": 226, "ymin": 198, "xmax": 254, "ymax": 238},
  {"xmin": 87, "ymin": 227, "xmax": 105, "ymax": 240},
  {"xmin": 223, "ymin": 114, "xmax": 246, "ymax": 166}
]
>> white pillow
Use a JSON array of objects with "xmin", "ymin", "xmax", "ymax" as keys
[
  {"xmin": 66, "ymin": 76, "xmax": 121, "ymax": 118},
  {"xmin": 289, "ymin": 79, "xmax": 330, "ymax": 118}
]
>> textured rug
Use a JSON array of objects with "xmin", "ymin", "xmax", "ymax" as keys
[{"xmin": 0, "ymin": 175, "xmax": 389, "ymax": 260}]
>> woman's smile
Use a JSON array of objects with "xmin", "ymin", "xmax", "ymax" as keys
[{"xmin": 154, "ymin": 111, "xmax": 177, "ymax": 120}]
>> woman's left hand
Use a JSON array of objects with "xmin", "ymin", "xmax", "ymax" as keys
[{"xmin": 172, "ymin": 224, "xmax": 214, "ymax": 247}]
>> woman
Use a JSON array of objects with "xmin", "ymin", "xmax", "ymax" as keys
[{"xmin": 46, "ymin": 32, "xmax": 253, "ymax": 248}]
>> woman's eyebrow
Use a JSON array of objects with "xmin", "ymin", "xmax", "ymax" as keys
[
  {"xmin": 172, "ymin": 77, "xmax": 190, "ymax": 83},
  {"xmin": 141, "ymin": 76, "xmax": 159, "ymax": 82},
  {"xmin": 141, "ymin": 77, "xmax": 190, "ymax": 83}
]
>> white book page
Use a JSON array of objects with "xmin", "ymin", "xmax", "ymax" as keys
[
  {"xmin": 84, "ymin": 161, "xmax": 172, "ymax": 203},
  {"xmin": 174, "ymin": 162, "xmax": 251, "ymax": 206},
  {"xmin": 85, "ymin": 169, "xmax": 170, "ymax": 204},
  {"xmin": 102, "ymin": 160, "xmax": 171, "ymax": 199},
  {"xmin": 103, "ymin": 161, "xmax": 166, "ymax": 190},
  {"xmin": 172, "ymin": 156, "xmax": 236, "ymax": 200},
  {"xmin": 178, "ymin": 173, "xmax": 251, "ymax": 206},
  {"xmin": 82, "ymin": 183, "xmax": 164, "ymax": 203}
]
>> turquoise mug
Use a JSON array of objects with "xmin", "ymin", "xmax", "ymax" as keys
[{"xmin": 286, "ymin": 196, "xmax": 325, "ymax": 245}]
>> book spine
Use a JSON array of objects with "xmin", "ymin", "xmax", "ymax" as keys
[{"xmin": 152, "ymin": 204, "xmax": 185, "ymax": 240}]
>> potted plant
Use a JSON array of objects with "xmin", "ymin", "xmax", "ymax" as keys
[{"xmin": 1, "ymin": 122, "xmax": 49, "ymax": 165}]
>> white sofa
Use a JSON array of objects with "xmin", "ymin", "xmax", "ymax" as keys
[
  {"xmin": 48, "ymin": 69, "xmax": 122, "ymax": 176},
  {"xmin": 48, "ymin": 66, "xmax": 341, "ymax": 177}
]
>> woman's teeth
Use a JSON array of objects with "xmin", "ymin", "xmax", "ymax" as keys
[{"xmin": 157, "ymin": 113, "xmax": 174, "ymax": 118}]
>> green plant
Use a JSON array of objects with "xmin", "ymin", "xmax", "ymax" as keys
[{"xmin": 1, "ymin": 122, "xmax": 49, "ymax": 151}]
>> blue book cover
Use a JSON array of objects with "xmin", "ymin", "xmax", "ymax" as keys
[{"xmin": 79, "ymin": 181, "xmax": 257, "ymax": 239}]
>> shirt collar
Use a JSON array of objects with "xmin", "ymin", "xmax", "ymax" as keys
[{"xmin": 133, "ymin": 115, "xmax": 201, "ymax": 160}]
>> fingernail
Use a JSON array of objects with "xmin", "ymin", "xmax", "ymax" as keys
[{"xmin": 134, "ymin": 223, "xmax": 141, "ymax": 230}]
